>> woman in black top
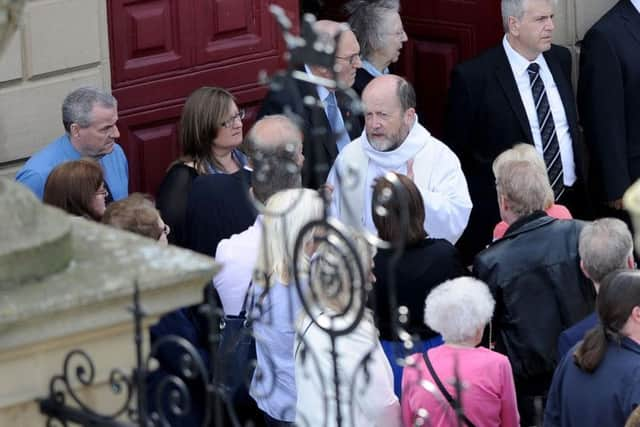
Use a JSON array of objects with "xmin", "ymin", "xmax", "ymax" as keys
[
  {"xmin": 156, "ymin": 86, "xmax": 248, "ymax": 248},
  {"xmin": 371, "ymin": 173, "xmax": 468, "ymax": 395}
]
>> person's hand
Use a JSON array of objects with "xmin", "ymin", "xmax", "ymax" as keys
[
  {"xmin": 607, "ymin": 198, "xmax": 624, "ymax": 210},
  {"xmin": 406, "ymin": 158, "xmax": 415, "ymax": 180}
]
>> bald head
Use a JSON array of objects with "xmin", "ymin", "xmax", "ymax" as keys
[
  {"xmin": 310, "ymin": 20, "xmax": 362, "ymax": 88},
  {"xmin": 362, "ymin": 75, "xmax": 416, "ymax": 151},
  {"xmin": 246, "ymin": 115, "xmax": 304, "ymax": 203}
]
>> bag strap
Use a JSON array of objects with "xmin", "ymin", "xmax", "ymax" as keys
[
  {"xmin": 422, "ymin": 351, "xmax": 475, "ymax": 427},
  {"xmin": 237, "ymin": 280, "xmax": 255, "ymax": 320}
]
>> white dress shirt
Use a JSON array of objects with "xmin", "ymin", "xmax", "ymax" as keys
[
  {"xmin": 632, "ymin": 0, "xmax": 640, "ymax": 14},
  {"xmin": 502, "ymin": 35, "xmax": 576, "ymax": 186}
]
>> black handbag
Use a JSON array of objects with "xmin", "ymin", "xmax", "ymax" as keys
[
  {"xmin": 422, "ymin": 350, "xmax": 476, "ymax": 427},
  {"xmin": 216, "ymin": 282, "xmax": 256, "ymax": 406}
]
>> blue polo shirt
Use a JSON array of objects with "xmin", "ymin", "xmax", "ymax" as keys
[{"xmin": 15, "ymin": 134, "xmax": 129, "ymax": 201}]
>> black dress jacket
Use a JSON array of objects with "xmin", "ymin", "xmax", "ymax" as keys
[
  {"xmin": 257, "ymin": 71, "xmax": 362, "ymax": 188},
  {"xmin": 473, "ymin": 212, "xmax": 595, "ymax": 393},
  {"xmin": 578, "ymin": 0, "xmax": 640, "ymax": 203},
  {"xmin": 445, "ymin": 44, "xmax": 586, "ymax": 262}
]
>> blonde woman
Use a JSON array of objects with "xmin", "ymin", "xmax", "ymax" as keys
[
  {"xmin": 492, "ymin": 143, "xmax": 572, "ymax": 240},
  {"xmin": 250, "ymin": 188, "xmax": 324, "ymax": 426}
]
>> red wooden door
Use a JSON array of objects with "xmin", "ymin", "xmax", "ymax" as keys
[
  {"xmin": 107, "ymin": 0, "xmax": 299, "ymax": 194},
  {"xmin": 314, "ymin": 0, "xmax": 503, "ymax": 140}
]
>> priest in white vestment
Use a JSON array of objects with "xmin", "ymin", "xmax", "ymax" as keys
[{"xmin": 327, "ymin": 74, "xmax": 472, "ymax": 244}]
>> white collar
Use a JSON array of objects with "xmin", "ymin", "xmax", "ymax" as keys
[
  {"xmin": 361, "ymin": 116, "xmax": 428, "ymax": 168},
  {"xmin": 304, "ymin": 64, "xmax": 331, "ymax": 102},
  {"xmin": 632, "ymin": 0, "xmax": 640, "ymax": 14},
  {"xmin": 502, "ymin": 34, "xmax": 544, "ymax": 77}
]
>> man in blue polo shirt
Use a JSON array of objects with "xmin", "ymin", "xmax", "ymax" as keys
[{"xmin": 16, "ymin": 86, "xmax": 128, "ymax": 201}]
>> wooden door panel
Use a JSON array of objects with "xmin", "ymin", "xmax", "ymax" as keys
[{"xmin": 109, "ymin": 0, "xmax": 193, "ymax": 86}]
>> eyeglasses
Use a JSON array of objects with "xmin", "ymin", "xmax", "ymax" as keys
[
  {"xmin": 221, "ymin": 109, "xmax": 246, "ymax": 128},
  {"xmin": 335, "ymin": 53, "xmax": 361, "ymax": 65},
  {"xmin": 383, "ymin": 30, "xmax": 407, "ymax": 38},
  {"xmin": 95, "ymin": 186, "xmax": 109, "ymax": 197}
]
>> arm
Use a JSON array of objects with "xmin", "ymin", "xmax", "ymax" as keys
[
  {"xmin": 500, "ymin": 357, "xmax": 520, "ymax": 427},
  {"xmin": 15, "ymin": 169, "xmax": 45, "ymax": 200},
  {"xmin": 578, "ymin": 27, "xmax": 629, "ymax": 202},
  {"xmin": 156, "ymin": 165, "xmax": 195, "ymax": 247},
  {"xmin": 418, "ymin": 147, "xmax": 473, "ymax": 244}
]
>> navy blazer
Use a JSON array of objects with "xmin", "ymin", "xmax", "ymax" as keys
[
  {"xmin": 446, "ymin": 43, "xmax": 585, "ymax": 262},
  {"xmin": 578, "ymin": 0, "xmax": 640, "ymax": 203},
  {"xmin": 557, "ymin": 312, "xmax": 598, "ymax": 358},
  {"xmin": 545, "ymin": 336, "xmax": 640, "ymax": 427}
]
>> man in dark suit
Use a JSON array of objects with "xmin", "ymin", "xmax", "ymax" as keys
[
  {"xmin": 258, "ymin": 20, "xmax": 363, "ymax": 188},
  {"xmin": 578, "ymin": 0, "xmax": 640, "ymax": 221},
  {"xmin": 557, "ymin": 218, "xmax": 635, "ymax": 358},
  {"xmin": 446, "ymin": 0, "xmax": 588, "ymax": 263}
]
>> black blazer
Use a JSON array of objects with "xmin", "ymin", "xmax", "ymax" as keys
[
  {"xmin": 578, "ymin": 0, "xmax": 640, "ymax": 203},
  {"xmin": 257, "ymin": 71, "xmax": 362, "ymax": 188},
  {"xmin": 445, "ymin": 43, "xmax": 584, "ymax": 261}
]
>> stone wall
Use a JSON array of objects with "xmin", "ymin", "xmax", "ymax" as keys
[{"xmin": 0, "ymin": 0, "xmax": 111, "ymax": 179}]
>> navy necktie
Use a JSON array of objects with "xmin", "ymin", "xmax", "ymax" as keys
[{"xmin": 527, "ymin": 62, "xmax": 564, "ymax": 200}]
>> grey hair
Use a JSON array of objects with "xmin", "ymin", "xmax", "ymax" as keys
[
  {"xmin": 346, "ymin": 0, "xmax": 400, "ymax": 59},
  {"xmin": 424, "ymin": 277, "xmax": 495, "ymax": 344},
  {"xmin": 496, "ymin": 160, "xmax": 548, "ymax": 217},
  {"xmin": 492, "ymin": 143, "xmax": 554, "ymax": 209},
  {"xmin": 395, "ymin": 75, "xmax": 416, "ymax": 111},
  {"xmin": 246, "ymin": 115, "xmax": 303, "ymax": 204},
  {"xmin": 62, "ymin": 86, "xmax": 117, "ymax": 132},
  {"xmin": 501, "ymin": 0, "xmax": 557, "ymax": 32},
  {"xmin": 579, "ymin": 218, "xmax": 633, "ymax": 284}
]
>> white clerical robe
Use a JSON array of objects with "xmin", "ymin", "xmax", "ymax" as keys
[{"xmin": 327, "ymin": 118, "xmax": 472, "ymax": 244}]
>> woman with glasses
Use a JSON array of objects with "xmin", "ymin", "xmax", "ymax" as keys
[
  {"xmin": 156, "ymin": 86, "xmax": 249, "ymax": 248},
  {"xmin": 43, "ymin": 158, "xmax": 109, "ymax": 221},
  {"xmin": 102, "ymin": 193, "xmax": 170, "ymax": 244}
]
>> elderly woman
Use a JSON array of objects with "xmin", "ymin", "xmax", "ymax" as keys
[
  {"xmin": 545, "ymin": 270, "xmax": 640, "ymax": 427},
  {"xmin": 43, "ymin": 158, "xmax": 109, "ymax": 221},
  {"xmin": 492, "ymin": 143, "xmax": 572, "ymax": 240},
  {"xmin": 401, "ymin": 277, "xmax": 519, "ymax": 427},
  {"xmin": 346, "ymin": 0, "xmax": 408, "ymax": 95},
  {"xmin": 250, "ymin": 188, "xmax": 324, "ymax": 426},
  {"xmin": 371, "ymin": 173, "xmax": 468, "ymax": 395},
  {"xmin": 295, "ymin": 234, "xmax": 401, "ymax": 427},
  {"xmin": 102, "ymin": 193, "xmax": 170, "ymax": 244},
  {"xmin": 156, "ymin": 86, "xmax": 249, "ymax": 247}
]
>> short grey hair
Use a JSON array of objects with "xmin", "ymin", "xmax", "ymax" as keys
[
  {"xmin": 346, "ymin": 0, "xmax": 400, "ymax": 59},
  {"xmin": 396, "ymin": 76, "xmax": 416, "ymax": 111},
  {"xmin": 501, "ymin": 0, "xmax": 557, "ymax": 32},
  {"xmin": 246, "ymin": 115, "xmax": 303, "ymax": 204},
  {"xmin": 424, "ymin": 277, "xmax": 495, "ymax": 344},
  {"xmin": 496, "ymin": 160, "xmax": 548, "ymax": 217},
  {"xmin": 62, "ymin": 87, "xmax": 117, "ymax": 132},
  {"xmin": 579, "ymin": 218, "xmax": 633, "ymax": 284}
]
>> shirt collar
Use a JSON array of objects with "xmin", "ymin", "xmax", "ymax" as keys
[
  {"xmin": 502, "ymin": 34, "xmax": 544, "ymax": 77},
  {"xmin": 304, "ymin": 64, "xmax": 332, "ymax": 102},
  {"xmin": 61, "ymin": 133, "xmax": 83, "ymax": 159},
  {"xmin": 361, "ymin": 60, "xmax": 388, "ymax": 78},
  {"xmin": 632, "ymin": 0, "xmax": 640, "ymax": 14}
]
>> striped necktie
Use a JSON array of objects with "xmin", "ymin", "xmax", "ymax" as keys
[{"xmin": 527, "ymin": 62, "xmax": 564, "ymax": 200}]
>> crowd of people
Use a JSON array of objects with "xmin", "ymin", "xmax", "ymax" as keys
[{"xmin": 13, "ymin": 0, "xmax": 640, "ymax": 426}]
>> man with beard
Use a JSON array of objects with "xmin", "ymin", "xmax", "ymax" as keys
[{"xmin": 327, "ymin": 75, "xmax": 472, "ymax": 244}]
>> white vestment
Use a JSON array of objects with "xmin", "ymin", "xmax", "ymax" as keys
[{"xmin": 327, "ymin": 118, "xmax": 472, "ymax": 244}]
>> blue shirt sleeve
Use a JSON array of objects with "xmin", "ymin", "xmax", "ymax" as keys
[{"xmin": 15, "ymin": 168, "xmax": 45, "ymax": 200}]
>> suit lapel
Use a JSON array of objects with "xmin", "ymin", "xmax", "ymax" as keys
[
  {"xmin": 544, "ymin": 49, "xmax": 579, "ymax": 142},
  {"xmin": 493, "ymin": 47, "xmax": 534, "ymax": 144},
  {"xmin": 296, "ymin": 79, "xmax": 339, "ymax": 160},
  {"xmin": 336, "ymin": 90, "xmax": 363, "ymax": 140},
  {"xmin": 621, "ymin": 0, "xmax": 640, "ymax": 46}
]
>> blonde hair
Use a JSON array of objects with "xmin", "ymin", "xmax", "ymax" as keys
[
  {"xmin": 496, "ymin": 160, "xmax": 548, "ymax": 217},
  {"xmin": 493, "ymin": 143, "xmax": 554, "ymax": 209},
  {"xmin": 255, "ymin": 189, "xmax": 324, "ymax": 285}
]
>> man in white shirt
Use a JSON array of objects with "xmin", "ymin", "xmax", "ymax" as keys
[
  {"xmin": 327, "ymin": 74, "xmax": 472, "ymax": 244},
  {"xmin": 445, "ymin": 0, "xmax": 589, "ymax": 262}
]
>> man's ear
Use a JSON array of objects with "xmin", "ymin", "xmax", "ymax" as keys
[
  {"xmin": 69, "ymin": 123, "xmax": 81, "ymax": 138},
  {"xmin": 404, "ymin": 107, "xmax": 416, "ymax": 125},
  {"xmin": 508, "ymin": 16, "xmax": 520, "ymax": 36}
]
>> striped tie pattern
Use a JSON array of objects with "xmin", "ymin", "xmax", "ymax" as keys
[{"xmin": 527, "ymin": 62, "xmax": 564, "ymax": 200}]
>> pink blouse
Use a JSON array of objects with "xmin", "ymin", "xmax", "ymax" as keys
[
  {"xmin": 401, "ymin": 345, "xmax": 519, "ymax": 427},
  {"xmin": 493, "ymin": 203, "xmax": 572, "ymax": 240}
]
